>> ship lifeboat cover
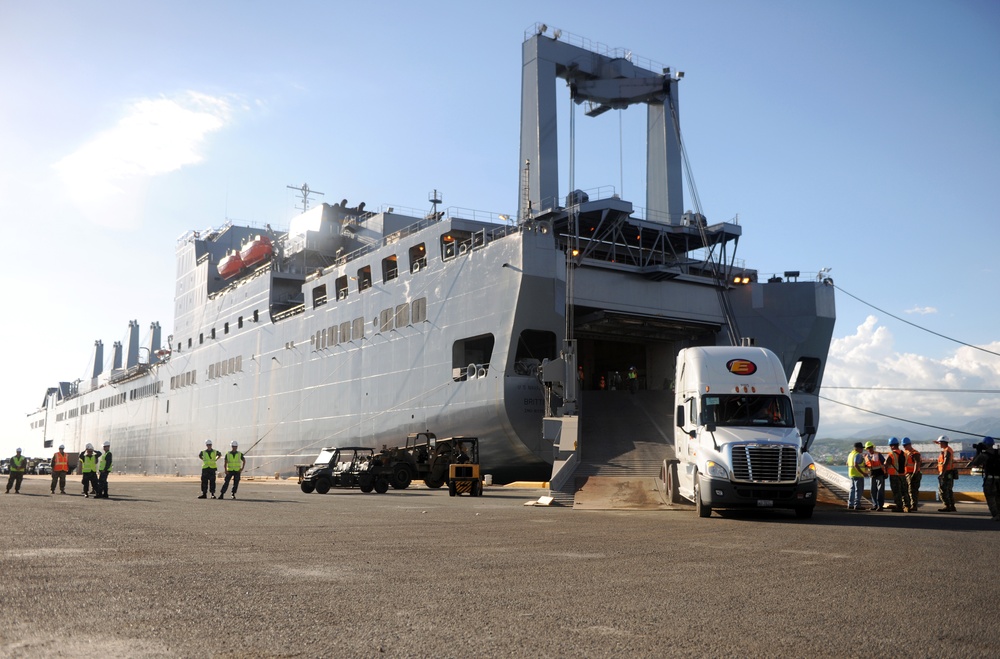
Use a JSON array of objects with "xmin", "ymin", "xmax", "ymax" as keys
[
  {"xmin": 217, "ymin": 250, "xmax": 245, "ymax": 279},
  {"xmin": 240, "ymin": 235, "xmax": 273, "ymax": 267}
]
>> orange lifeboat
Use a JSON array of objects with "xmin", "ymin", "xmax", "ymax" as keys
[
  {"xmin": 239, "ymin": 234, "xmax": 273, "ymax": 268},
  {"xmin": 217, "ymin": 250, "xmax": 245, "ymax": 279}
]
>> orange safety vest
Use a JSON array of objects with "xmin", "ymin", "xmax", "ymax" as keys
[
  {"xmin": 885, "ymin": 448, "xmax": 904, "ymax": 476},
  {"xmin": 52, "ymin": 452, "xmax": 69, "ymax": 472},
  {"xmin": 904, "ymin": 449, "xmax": 921, "ymax": 474},
  {"xmin": 864, "ymin": 451, "xmax": 884, "ymax": 471},
  {"xmin": 937, "ymin": 446, "xmax": 954, "ymax": 474}
]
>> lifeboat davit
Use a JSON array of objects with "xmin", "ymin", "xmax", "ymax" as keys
[
  {"xmin": 239, "ymin": 234, "xmax": 273, "ymax": 268},
  {"xmin": 217, "ymin": 250, "xmax": 245, "ymax": 279}
]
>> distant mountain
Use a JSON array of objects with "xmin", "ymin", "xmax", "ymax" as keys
[{"xmin": 820, "ymin": 417, "xmax": 999, "ymax": 443}]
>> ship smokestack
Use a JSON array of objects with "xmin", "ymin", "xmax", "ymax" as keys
[
  {"xmin": 149, "ymin": 322, "xmax": 162, "ymax": 364},
  {"xmin": 126, "ymin": 320, "xmax": 140, "ymax": 368},
  {"xmin": 92, "ymin": 340, "xmax": 104, "ymax": 378},
  {"xmin": 112, "ymin": 341, "xmax": 123, "ymax": 371}
]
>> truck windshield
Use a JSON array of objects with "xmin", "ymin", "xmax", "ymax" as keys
[{"xmin": 701, "ymin": 394, "xmax": 794, "ymax": 428}]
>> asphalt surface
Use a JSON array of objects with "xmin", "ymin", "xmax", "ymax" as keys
[{"xmin": 1, "ymin": 475, "xmax": 998, "ymax": 658}]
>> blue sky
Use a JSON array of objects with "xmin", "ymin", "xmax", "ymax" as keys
[{"xmin": 1, "ymin": 0, "xmax": 998, "ymax": 456}]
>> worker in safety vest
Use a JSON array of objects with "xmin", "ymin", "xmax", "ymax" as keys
[
  {"xmin": 51, "ymin": 444, "xmax": 71, "ymax": 495},
  {"xmin": 884, "ymin": 437, "xmax": 909, "ymax": 512},
  {"xmin": 95, "ymin": 440, "xmax": 112, "ymax": 499},
  {"xmin": 934, "ymin": 435, "xmax": 957, "ymax": 513},
  {"xmin": 627, "ymin": 366, "xmax": 638, "ymax": 394},
  {"xmin": 968, "ymin": 437, "xmax": 1000, "ymax": 521},
  {"xmin": 6, "ymin": 448, "xmax": 27, "ymax": 494},
  {"xmin": 863, "ymin": 441, "xmax": 886, "ymax": 511},
  {"xmin": 79, "ymin": 443, "xmax": 100, "ymax": 498},
  {"xmin": 846, "ymin": 442, "xmax": 868, "ymax": 511},
  {"xmin": 218, "ymin": 441, "xmax": 245, "ymax": 500},
  {"xmin": 198, "ymin": 440, "xmax": 222, "ymax": 499},
  {"xmin": 902, "ymin": 437, "xmax": 921, "ymax": 512}
]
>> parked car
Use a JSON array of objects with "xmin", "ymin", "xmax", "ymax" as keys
[{"xmin": 35, "ymin": 461, "xmax": 52, "ymax": 475}]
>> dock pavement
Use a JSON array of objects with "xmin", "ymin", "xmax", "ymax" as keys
[{"xmin": 1, "ymin": 474, "xmax": 997, "ymax": 657}]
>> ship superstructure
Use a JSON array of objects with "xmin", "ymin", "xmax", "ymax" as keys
[{"xmin": 26, "ymin": 25, "xmax": 835, "ymax": 482}]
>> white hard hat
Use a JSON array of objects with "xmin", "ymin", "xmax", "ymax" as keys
[
  {"xmin": 231, "ymin": 441, "xmax": 238, "ymax": 447},
  {"xmin": 935, "ymin": 435, "xmax": 951, "ymax": 444},
  {"xmin": 16, "ymin": 447, "xmax": 21, "ymax": 452},
  {"xmin": 103, "ymin": 440, "xmax": 111, "ymax": 447},
  {"xmin": 85, "ymin": 443, "xmax": 94, "ymax": 450},
  {"xmin": 58, "ymin": 444, "xmax": 65, "ymax": 450},
  {"xmin": 205, "ymin": 439, "xmax": 213, "ymax": 445}
]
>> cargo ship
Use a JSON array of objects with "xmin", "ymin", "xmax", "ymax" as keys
[{"xmin": 26, "ymin": 25, "xmax": 835, "ymax": 482}]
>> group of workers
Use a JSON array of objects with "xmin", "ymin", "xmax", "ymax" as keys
[
  {"xmin": 846, "ymin": 435, "xmax": 1000, "ymax": 520},
  {"xmin": 5, "ymin": 441, "xmax": 112, "ymax": 497},
  {"xmin": 196, "ymin": 439, "xmax": 245, "ymax": 500}
]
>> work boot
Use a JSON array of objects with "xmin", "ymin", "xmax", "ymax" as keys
[
  {"xmin": 197, "ymin": 493, "xmax": 207, "ymax": 499},
  {"xmin": 937, "ymin": 507, "xmax": 950, "ymax": 512},
  {"xmin": 231, "ymin": 493, "xmax": 236, "ymax": 499}
]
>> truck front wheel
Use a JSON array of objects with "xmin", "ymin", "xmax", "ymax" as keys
[
  {"xmin": 695, "ymin": 476, "xmax": 712, "ymax": 518},
  {"xmin": 315, "ymin": 477, "xmax": 331, "ymax": 495},
  {"xmin": 300, "ymin": 481, "xmax": 315, "ymax": 494},
  {"xmin": 666, "ymin": 462, "xmax": 681, "ymax": 505},
  {"xmin": 391, "ymin": 465, "xmax": 412, "ymax": 490}
]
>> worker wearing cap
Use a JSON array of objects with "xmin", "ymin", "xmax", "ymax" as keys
[
  {"xmin": 969, "ymin": 437, "xmax": 999, "ymax": 521},
  {"xmin": 846, "ymin": 442, "xmax": 868, "ymax": 511},
  {"xmin": 884, "ymin": 437, "xmax": 909, "ymax": 512},
  {"xmin": 627, "ymin": 366, "xmax": 638, "ymax": 394},
  {"xmin": 5, "ymin": 448, "xmax": 27, "ymax": 494},
  {"xmin": 79, "ymin": 443, "xmax": 101, "ymax": 498},
  {"xmin": 902, "ymin": 437, "xmax": 921, "ymax": 512},
  {"xmin": 198, "ymin": 440, "xmax": 222, "ymax": 499},
  {"xmin": 935, "ymin": 435, "xmax": 957, "ymax": 512},
  {"xmin": 51, "ymin": 444, "xmax": 70, "ymax": 494},
  {"xmin": 863, "ymin": 441, "xmax": 886, "ymax": 511},
  {"xmin": 218, "ymin": 441, "xmax": 245, "ymax": 500},
  {"xmin": 96, "ymin": 440, "xmax": 112, "ymax": 499}
]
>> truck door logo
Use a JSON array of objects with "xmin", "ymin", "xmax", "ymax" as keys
[{"xmin": 726, "ymin": 359, "xmax": 757, "ymax": 376}]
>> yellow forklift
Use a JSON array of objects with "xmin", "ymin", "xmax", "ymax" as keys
[{"xmin": 448, "ymin": 438, "xmax": 483, "ymax": 497}]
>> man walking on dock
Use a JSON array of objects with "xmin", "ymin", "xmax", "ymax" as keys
[
  {"xmin": 96, "ymin": 440, "xmax": 112, "ymax": 498},
  {"xmin": 902, "ymin": 438, "xmax": 921, "ymax": 512},
  {"xmin": 847, "ymin": 442, "xmax": 868, "ymax": 511},
  {"xmin": 969, "ymin": 437, "xmax": 999, "ymax": 521},
  {"xmin": 198, "ymin": 440, "xmax": 221, "ymax": 499},
  {"xmin": 935, "ymin": 435, "xmax": 957, "ymax": 512},
  {"xmin": 79, "ymin": 443, "xmax": 100, "ymax": 498},
  {"xmin": 51, "ymin": 444, "xmax": 70, "ymax": 494},
  {"xmin": 863, "ymin": 441, "xmax": 886, "ymax": 511},
  {"xmin": 6, "ymin": 448, "xmax": 27, "ymax": 494},
  {"xmin": 218, "ymin": 441, "xmax": 245, "ymax": 500},
  {"xmin": 884, "ymin": 437, "xmax": 909, "ymax": 512}
]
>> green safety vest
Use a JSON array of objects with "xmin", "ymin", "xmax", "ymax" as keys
[
  {"xmin": 225, "ymin": 451, "xmax": 243, "ymax": 472},
  {"xmin": 200, "ymin": 450, "xmax": 220, "ymax": 469},
  {"xmin": 99, "ymin": 451, "xmax": 112, "ymax": 472},
  {"xmin": 10, "ymin": 455, "xmax": 26, "ymax": 472},
  {"xmin": 847, "ymin": 450, "xmax": 865, "ymax": 478},
  {"xmin": 80, "ymin": 453, "xmax": 98, "ymax": 473}
]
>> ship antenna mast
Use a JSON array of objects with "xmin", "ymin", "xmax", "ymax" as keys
[{"xmin": 286, "ymin": 183, "xmax": 325, "ymax": 213}]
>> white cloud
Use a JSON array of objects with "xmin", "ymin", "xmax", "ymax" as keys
[
  {"xmin": 821, "ymin": 315, "xmax": 1000, "ymax": 435},
  {"xmin": 904, "ymin": 306, "xmax": 937, "ymax": 315},
  {"xmin": 53, "ymin": 92, "xmax": 234, "ymax": 229}
]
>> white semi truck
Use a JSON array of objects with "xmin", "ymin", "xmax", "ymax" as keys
[{"xmin": 665, "ymin": 346, "xmax": 818, "ymax": 519}]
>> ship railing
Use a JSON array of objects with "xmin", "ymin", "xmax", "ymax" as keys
[
  {"xmin": 272, "ymin": 303, "xmax": 305, "ymax": 322},
  {"xmin": 523, "ymin": 23, "xmax": 666, "ymax": 76}
]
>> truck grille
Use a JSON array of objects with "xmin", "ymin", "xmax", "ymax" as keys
[{"xmin": 731, "ymin": 445, "xmax": 797, "ymax": 482}]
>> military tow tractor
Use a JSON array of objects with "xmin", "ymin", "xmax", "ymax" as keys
[
  {"xmin": 448, "ymin": 438, "xmax": 483, "ymax": 497},
  {"xmin": 298, "ymin": 447, "xmax": 375, "ymax": 494}
]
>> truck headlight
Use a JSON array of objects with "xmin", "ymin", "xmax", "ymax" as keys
[
  {"xmin": 705, "ymin": 460, "xmax": 728, "ymax": 479},
  {"xmin": 799, "ymin": 463, "xmax": 817, "ymax": 482}
]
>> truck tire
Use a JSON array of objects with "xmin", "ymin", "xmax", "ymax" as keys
[
  {"xmin": 423, "ymin": 477, "xmax": 445, "ymax": 489},
  {"xmin": 358, "ymin": 474, "xmax": 374, "ymax": 493},
  {"xmin": 666, "ymin": 462, "xmax": 681, "ymax": 505},
  {"xmin": 471, "ymin": 480, "xmax": 481, "ymax": 497},
  {"xmin": 315, "ymin": 477, "xmax": 331, "ymax": 495},
  {"xmin": 374, "ymin": 478, "xmax": 389, "ymax": 494},
  {"xmin": 300, "ymin": 481, "xmax": 315, "ymax": 494},
  {"xmin": 448, "ymin": 482, "xmax": 457, "ymax": 496},
  {"xmin": 795, "ymin": 506, "xmax": 814, "ymax": 520},
  {"xmin": 694, "ymin": 475, "xmax": 712, "ymax": 518},
  {"xmin": 391, "ymin": 465, "xmax": 412, "ymax": 490}
]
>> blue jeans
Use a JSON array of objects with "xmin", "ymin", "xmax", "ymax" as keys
[
  {"xmin": 870, "ymin": 474, "xmax": 885, "ymax": 509},
  {"xmin": 849, "ymin": 476, "xmax": 865, "ymax": 508}
]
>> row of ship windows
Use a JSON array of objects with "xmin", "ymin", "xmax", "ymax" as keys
[
  {"xmin": 309, "ymin": 298, "xmax": 428, "ymax": 349},
  {"xmin": 209, "ymin": 356, "xmax": 243, "ymax": 379},
  {"xmin": 176, "ymin": 310, "xmax": 261, "ymax": 353},
  {"xmin": 171, "ymin": 370, "xmax": 197, "ymax": 389},
  {"xmin": 54, "ymin": 379, "xmax": 167, "ymax": 422}
]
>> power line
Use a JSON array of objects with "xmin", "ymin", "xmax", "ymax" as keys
[
  {"xmin": 822, "ymin": 386, "xmax": 1000, "ymax": 394},
  {"xmin": 834, "ymin": 284, "xmax": 1000, "ymax": 358},
  {"xmin": 818, "ymin": 394, "xmax": 991, "ymax": 438}
]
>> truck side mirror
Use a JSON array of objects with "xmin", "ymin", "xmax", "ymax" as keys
[
  {"xmin": 803, "ymin": 407, "xmax": 816, "ymax": 436},
  {"xmin": 705, "ymin": 423, "xmax": 716, "ymax": 433},
  {"xmin": 676, "ymin": 405, "xmax": 684, "ymax": 428}
]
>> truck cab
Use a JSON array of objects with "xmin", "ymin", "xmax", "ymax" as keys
[{"xmin": 668, "ymin": 346, "xmax": 817, "ymax": 519}]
